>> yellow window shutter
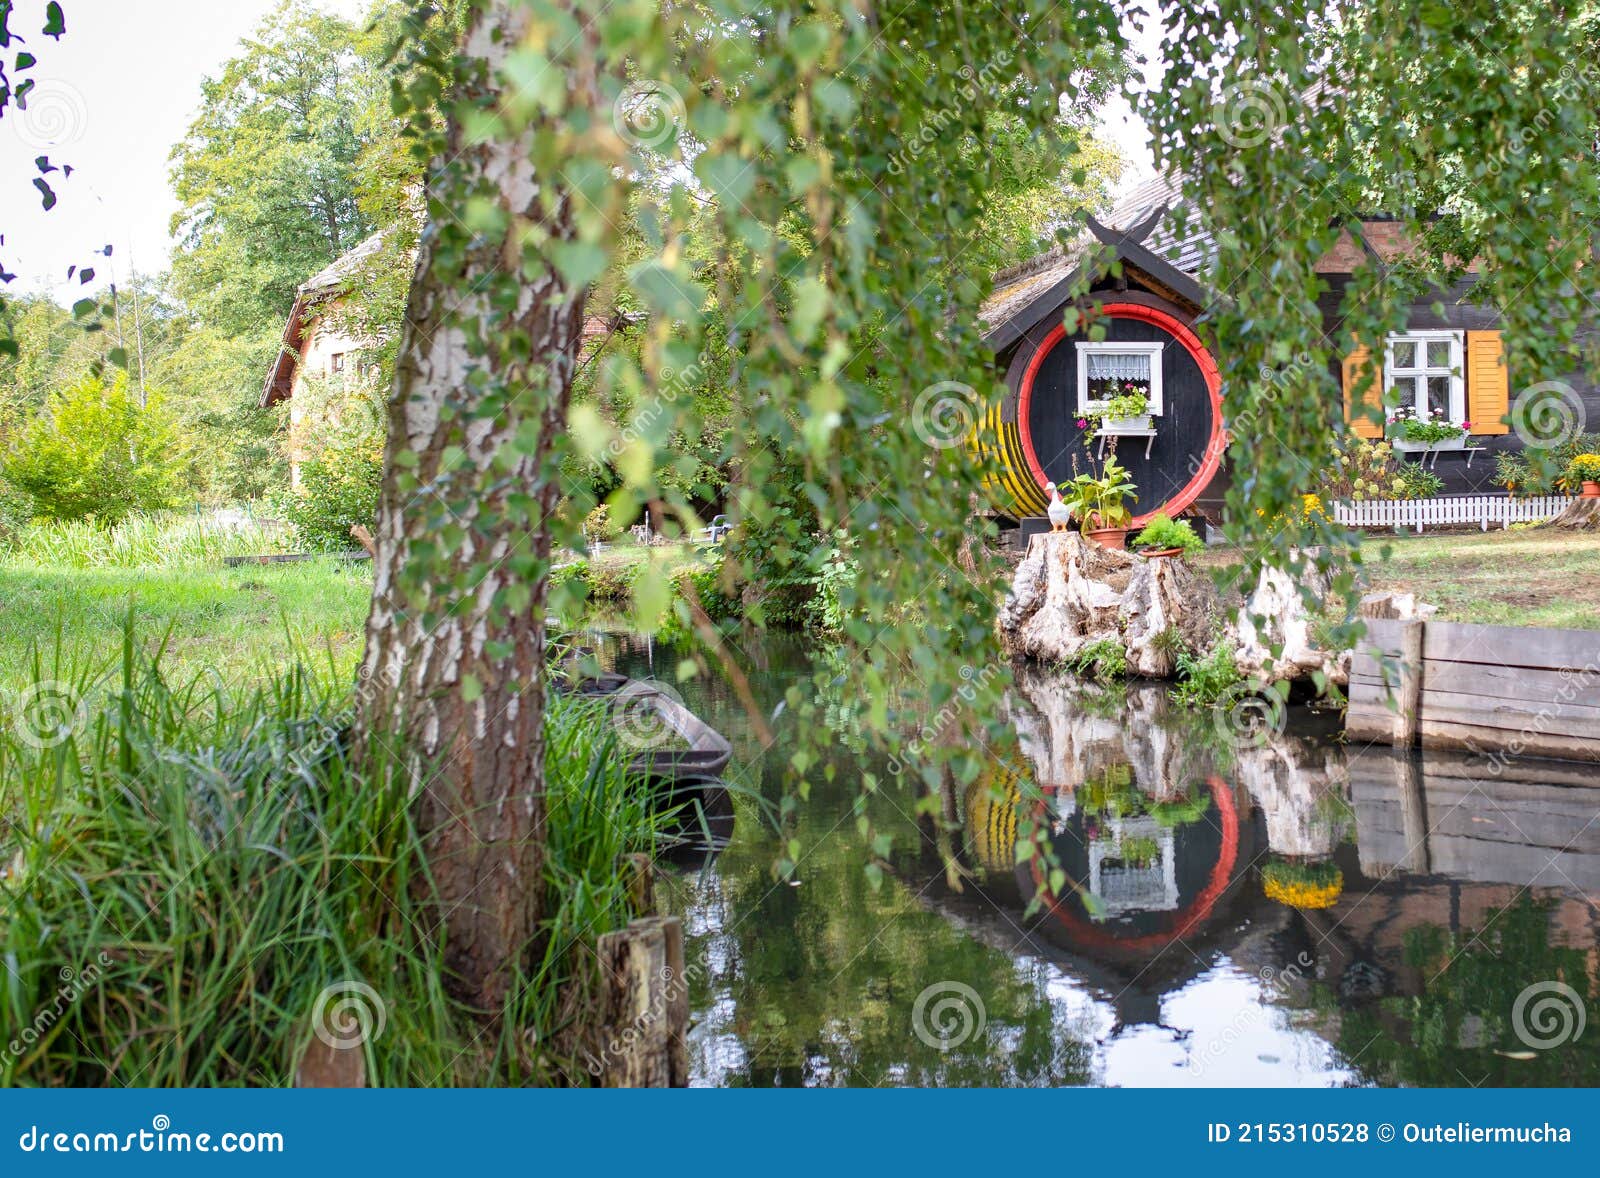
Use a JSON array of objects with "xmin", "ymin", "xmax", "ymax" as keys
[
  {"xmin": 1342, "ymin": 342, "xmax": 1384, "ymax": 438},
  {"xmin": 1465, "ymin": 330, "xmax": 1510, "ymax": 434}
]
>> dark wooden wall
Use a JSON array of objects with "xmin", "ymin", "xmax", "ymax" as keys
[{"xmin": 1014, "ymin": 316, "xmax": 1217, "ymax": 521}]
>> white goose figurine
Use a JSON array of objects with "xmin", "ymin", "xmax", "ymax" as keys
[{"xmin": 1047, "ymin": 484, "xmax": 1073, "ymax": 533}]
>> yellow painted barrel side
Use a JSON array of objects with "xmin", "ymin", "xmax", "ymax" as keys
[
  {"xmin": 964, "ymin": 767, "xmax": 1023, "ymax": 874},
  {"xmin": 971, "ymin": 401, "xmax": 1050, "ymax": 518}
]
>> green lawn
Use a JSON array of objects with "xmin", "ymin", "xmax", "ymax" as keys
[
  {"xmin": 0, "ymin": 561, "xmax": 372, "ymax": 697},
  {"xmin": 1359, "ymin": 527, "xmax": 1600, "ymax": 630}
]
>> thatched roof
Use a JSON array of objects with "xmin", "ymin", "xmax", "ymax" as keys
[{"xmin": 979, "ymin": 174, "xmax": 1215, "ymax": 350}]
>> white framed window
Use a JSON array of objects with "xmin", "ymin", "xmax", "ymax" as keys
[
  {"xmin": 1075, "ymin": 341, "xmax": 1165, "ymax": 414},
  {"xmin": 1385, "ymin": 331, "xmax": 1464, "ymax": 422}
]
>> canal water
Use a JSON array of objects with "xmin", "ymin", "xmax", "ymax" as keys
[{"xmin": 605, "ymin": 632, "xmax": 1599, "ymax": 1088}]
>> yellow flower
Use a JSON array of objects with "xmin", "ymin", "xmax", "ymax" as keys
[{"xmin": 1263, "ymin": 870, "xmax": 1344, "ymax": 909}]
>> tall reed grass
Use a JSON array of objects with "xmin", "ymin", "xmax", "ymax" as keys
[
  {"xmin": 1, "ymin": 513, "xmax": 288, "ymax": 570},
  {"xmin": 0, "ymin": 625, "xmax": 667, "ymax": 1086}
]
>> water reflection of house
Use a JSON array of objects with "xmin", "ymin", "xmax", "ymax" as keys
[{"xmin": 915, "ymin": 670, "xmax": 1598, "ymax": 1076}]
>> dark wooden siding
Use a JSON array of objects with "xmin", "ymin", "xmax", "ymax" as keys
[{"xmin": 1022, "ymin": 316, "xmax": 1217, "ymax": 520}]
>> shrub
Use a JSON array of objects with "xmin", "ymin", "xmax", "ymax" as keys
[
  {"xmin": 1318, "ymin": 437, "xmax": 1408, "ymax": 503},
  {"xmin": 1170, "ymin": 641, "xmax": 1241, "ymax": 707},
  {"xmin": 278, "ymin": 434, "xmax": 384, "ymax": 551},
  {"xmin": 1130, "ymin": 513, "xmax": 1203, "ymax": 556},
  {"xmin": 1495, "ymin": 431, "xmax": 1600, "ymax": 495},
  {"xmin": 1, "ymin": 372, "xmax": 187, "ymax": 523},
  {"xmin": 674, "ymin": 554, "xmax": 741, "ymax": 623},
  {"xmin": 1395, "ymin": 463, "xmax": 1444, "ymax": 499}
]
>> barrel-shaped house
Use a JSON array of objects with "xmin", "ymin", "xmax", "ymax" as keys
[{"xmin": 975, "ymin": 178, "xmax": 1225, "ymax": 527}]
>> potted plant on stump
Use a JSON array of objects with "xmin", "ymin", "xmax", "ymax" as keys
[
  {"xmin": 1130, "ymin": 513, "xmax": 1203, "ymax": 559},
  {"xmin": 1063, "ymin": 453, "xmax": 1136, "ymax": 549},
  {"xmin": 1564, "ymin": 453, "xmax": 1600, "ymax": 498}
]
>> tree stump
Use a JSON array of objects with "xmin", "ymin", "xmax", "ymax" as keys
[
  {"xmin": 997, "ymin": 532, "xmax": 1216, "ymax": 673},
  {"xmin": 1550, "ymin": 497, "xmax": 1600, "ymax": 529}
]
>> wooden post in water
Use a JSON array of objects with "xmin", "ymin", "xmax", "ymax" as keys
[{"xmin": 592, "ymin": 915, "xmax": 689, "ymax": 1087}]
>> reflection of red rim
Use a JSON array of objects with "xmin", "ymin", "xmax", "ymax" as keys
[
  {"xmin": 1015, "ymin": 302, "xmax": 1225, "ymax": 528},
  {"xmin": 1030, "ymin": 774, "xmax": 1239, "ymax": 953}
]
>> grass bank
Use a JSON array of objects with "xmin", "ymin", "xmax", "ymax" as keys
[
  {"xmin": 1358, "ymin": 527, "xmax": 1600, "ymax": 630},
  {"xmin": 0, "ymin": 634, "xmax": 667, "ymax": 1086},
  {"xmin": 0, "ymin": 562, "xmax": 372, "ymax": 696}
]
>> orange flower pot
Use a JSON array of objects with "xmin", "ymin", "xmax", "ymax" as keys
[{"xmin": 1086, "ymin": 527, "xmax": 1129, "ymax": 550}]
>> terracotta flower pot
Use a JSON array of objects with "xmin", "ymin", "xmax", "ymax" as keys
[
  {"xmin": 1583, "ymin": 480, "xmax": 1600, "ymax": 499},
  {"xmin": 1085, "ymin": 527, "xmax": 1129, "ymax": 550},
  {"xmin": 1138, "ymin": 546, "xmax": 1184, "ymax": 559}
]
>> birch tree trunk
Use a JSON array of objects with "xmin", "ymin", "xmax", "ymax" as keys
[{"xmin": 354, "ymin": 0, "xmax": 599, "ymax": 1014}]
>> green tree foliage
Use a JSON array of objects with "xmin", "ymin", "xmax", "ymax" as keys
[
  {"xmin": 168, "ymin": 0, "xmax": 393, "ymax": 334},
  {"xmin": 2, "ymin": 370, "xmax": 187, "ymax": 522}
]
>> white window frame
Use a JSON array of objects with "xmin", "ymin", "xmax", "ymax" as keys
[
  {"xmin": 1384, "ymin": 330, "xmax": 1464, "ymax": 422},
  {"xmin": 1075, "ymin": 341, "xmax": 1166, "ymax": 415}
]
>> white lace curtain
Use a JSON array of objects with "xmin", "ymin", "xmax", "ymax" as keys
[{"xmin": 1086, "ymin": 352, "xmax": 1152, "ymax": 382}]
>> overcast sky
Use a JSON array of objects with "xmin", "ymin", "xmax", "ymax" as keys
[
  {"xmin": 0, "ymin": 0, "xmax": 367, "ymax": 301},
  {"xmin": 2, "ymin": 0, "xmax": 1155, "ymax": 303}
]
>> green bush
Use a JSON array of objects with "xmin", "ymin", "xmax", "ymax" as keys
[
  {"xmin": 278, "ymin": 435, "xmax": 384, "ymax": 551},
  {"xmin": 1395, "ymin": 463, "xmax": 1444, "ymax": 499},
  {"xmin": 674, "ymin": 554, "xmax": 741, "ymax": 622},
  {"xmin": 1, "ymin": 372, "xmax": 188, "ymax": 523},
  {"xmin": 1495, "ymin": 431, "xmax": 1600, "ymax": 495}
]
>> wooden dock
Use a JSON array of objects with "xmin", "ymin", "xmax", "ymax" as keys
[{"xmin": 1346, "ymin": 618, "xmax": 1600, "ymax": 762}]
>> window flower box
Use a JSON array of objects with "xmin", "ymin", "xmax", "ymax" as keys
[
  {"xmin": 1387, "ymin": 406, "xmax": 1470, "ymax": 453},
  {"xmin": 1391, "ymin": 435, "xmax": 1465, "ymax": 453},
  {"xmin": 1097, "ymin": 413, "xmax": 1153, "ymax": 433}
]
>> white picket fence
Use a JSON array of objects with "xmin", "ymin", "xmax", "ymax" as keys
[{"xmin": 1332, "ymin": 493, "xmax": 1573, "ymax": 532}]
